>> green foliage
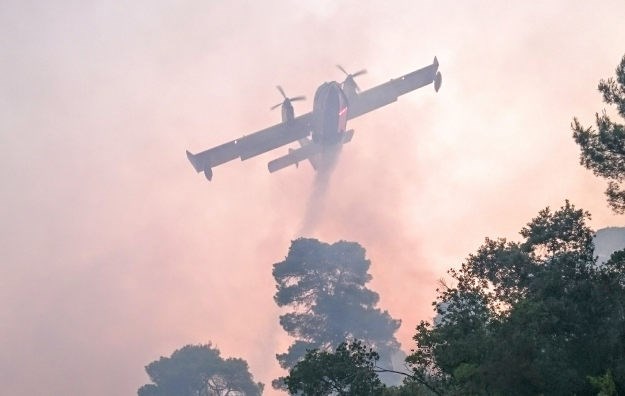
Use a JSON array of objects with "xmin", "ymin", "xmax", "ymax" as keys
[
  {"xmin": 273, "ymin": 239, "xmax": 401, "ymax": 375},
  {"xmin": 137, "ymin": 344, "xmax": 263, "ymax": 396},
  {"xmin": 572, "ymin": 54, "xmax": 625, "ymax": 213},
  {"xmin": 381, "ymin": 381, "xmax": 437, "ymax": 396},
  {"xmin": 282, "ymin": 339, "xmax": 438, "ymax": 396},
  {"xmin": 588, "ymin": 370, "xmax": 617, "ymax": 396},
  {"xmin": 283, "ymin": 340, "xmax": 385, "ymax": 395},
  {"xmin": 408, "ymin": 202, "xmax": 625, "ymax": 395}
]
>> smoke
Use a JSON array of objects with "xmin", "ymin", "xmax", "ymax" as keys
[{"xmin": 297, "ymin": 145, "xmax": 343, "ymax": 236}]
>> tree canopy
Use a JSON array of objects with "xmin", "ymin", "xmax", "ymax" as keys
[
  {"xmin": 283, "ymin": 340, "xmax": 436, "ymax": 396},
  {"xmin": 572, "ymin": 53, "xmax": 625, "ymax": 213},
  {"xmin": 408, "ymin": 201, "xmax": 625, "ymax": 395},
  {"xmin": 283, "ymin": 340, "xmax": 385, "ymax": 396},
  {"xmin": 138, "ymin": 344, "xmax": 263, "ymax": 396},
  {"xmin": 273, "ymin": 238, "xmax": 402, "ymax": 379}
]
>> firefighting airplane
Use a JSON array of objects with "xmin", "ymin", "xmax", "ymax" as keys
[{"xmin": 186, "ymin": 57, "xmax": 442, "ymax": 181}]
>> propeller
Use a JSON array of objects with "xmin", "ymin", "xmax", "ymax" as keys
[
  {"xmin": 270, "ymin": 86, "xmax": 306, "ymax": 110},
  {"xmin": 337, "ymin": 65, "xmax": 367, "ymax": 92}
]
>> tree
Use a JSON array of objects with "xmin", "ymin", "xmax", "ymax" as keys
[
  {"xmin": 273, "ymin": 239, "xmax": 402, "ymax": 381},
  {"xmin": 381, "ymin": 381, "xmax": 438, "ymax": 396},
  {"xmin": 408, "ymin": 201, "xmax": 625, "ymax": 394},
  {"xmin": 572, "ymin": 54, "xmax": 625, "ymax": 213},
  {"xmin": 137, "ymin": 344, "xmax": 263, "ymax": 396},
  {"xmin": 283, "ymin": 340, "xmax": 385, "ymax": 395},
  {"xmin": 283, "ymin": 339, "xmax": 438, "ymax": 396}
]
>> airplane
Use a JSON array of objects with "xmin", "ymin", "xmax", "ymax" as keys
[{"xmin": 186, "ymin": 57, "xmax": 442, "ymax": 181}]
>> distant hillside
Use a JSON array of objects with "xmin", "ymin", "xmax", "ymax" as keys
[{"xmin": 595, "ymin": 227, "xmax": 625, "ymax": 264}]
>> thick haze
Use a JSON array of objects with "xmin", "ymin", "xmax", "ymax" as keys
[{"xmin": 2, "ymin": 1, "xmax": 625, "ymax": 395}]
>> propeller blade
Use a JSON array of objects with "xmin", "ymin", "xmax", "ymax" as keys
[
  {"xmin": 337, "ymin": 65, "xmax": 366, "ymax": 93},
  {"xmin": 336, "ymin": 64, "xmax": 349, "ymax": 75},
  {"xmin": 272, "ymin": 87, "xmax": 305, "ymax": 110},
  {"xmin": 276, "ymin": 85, "xmax": 287, "ymax": 99},
  {"xmin": 337, "ymin": 65, "xmax": 366, "ymax": 78}
]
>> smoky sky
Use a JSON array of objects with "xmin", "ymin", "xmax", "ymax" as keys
[{"xmin": 2, "ymin": 1, "xmax": 625, "ymax": 395}]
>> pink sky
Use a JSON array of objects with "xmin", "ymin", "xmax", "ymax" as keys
[{"xmin": 2, "ymin": 1, "xmax": 625, "ymax": 395}]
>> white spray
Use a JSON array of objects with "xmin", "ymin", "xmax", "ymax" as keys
[{"xmin": 297, "ymin": 145, "xmax": 342, "ymax": 236}]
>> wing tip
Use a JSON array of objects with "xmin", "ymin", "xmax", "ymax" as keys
[
  {"xmin": 434, "ymin": 71, "xmax": 442, "ymax": 92},
  {"xmin": 432, "ymin": 56, "xmax": 441, "ymax": 92},
  {"xmin": 187, "ymin": 150, "xmax": 214, "ymax": 181},
  {"xmin": 186, "ymin": 150, "xmax": 202, "ymax": 172}
]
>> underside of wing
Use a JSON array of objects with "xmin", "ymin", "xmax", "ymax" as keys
[
  {"xmin": 186, "ymin": 140, "xmax": 239, "ymax": 172},
  {"xmin": 348, "ymin": 57, "xmax": 441, "ymax": 120},
  {"xmin": 186, "ymin": 112, "xmax": 313, "ymax": 180},
  {"xmin": 238, "ymin": 113, "xmax": 312, "ymax": 160}
]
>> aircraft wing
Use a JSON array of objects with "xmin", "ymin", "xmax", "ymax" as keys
[
  {"xmin": 347, "ymin": 57, "xmax": 441, "ymax": 120},
  {"xmin": 186, "ymin": 112, "xmax": 313, "ymax": 180}
]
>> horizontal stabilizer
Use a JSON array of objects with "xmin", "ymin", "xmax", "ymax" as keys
[
  {"xmin": 268, "ymin": 130, "xmax": 355, "ymax": 174},
  {"xmin": 268, "ymin": 142, "xmax": 322, "ymax": 173}
]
